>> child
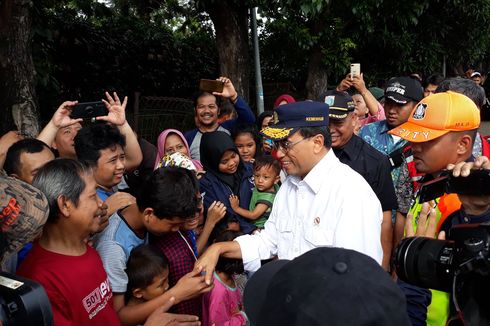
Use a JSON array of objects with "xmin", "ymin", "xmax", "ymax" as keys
[
  {"xmin": 232, "ymin": 124, "xmax": 260, "ymax": 163},
  {"xmin": 229, "ymin": 155, "xmax": 281, "ymax": 229},
  {"xmin": 199, "ymin": 131, "xmax": 256, "ymax": 235},
  {"xmin": 202, "ymin": 231, "xmax": 248, "ymax": 326},
  {"xmin": 125, "ymin": 245, "xmax": 170, "ymax": 306}
]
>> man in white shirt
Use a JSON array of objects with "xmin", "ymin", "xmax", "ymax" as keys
[{"xmin": 196, "ymin": 101, "xmax": 383, "ymax": 282}]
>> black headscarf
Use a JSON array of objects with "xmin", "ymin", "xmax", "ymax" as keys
[{"xmin": 200, "ymin": 131, "xmax": 244, "ymax": 194}]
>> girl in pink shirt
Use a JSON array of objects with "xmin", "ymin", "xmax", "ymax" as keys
[{"xmin": 202, "ymin": 231, "xmax": 248, "ymax": 326}]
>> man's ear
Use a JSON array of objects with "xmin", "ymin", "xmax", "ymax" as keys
[
  {"xmin": 142, "ymin": 207, "xmax": 154, "ymax": 223},
  {"xmin": 456, "ymin": 134, "xmax": 473, "ymax": 155},
  {"xmin": 312, "ymin": 134, "xmax": 325, "ymax": 153},
  {"xmin": 57, "ymin": 195, "xmax": 71, "ymax": 217}
]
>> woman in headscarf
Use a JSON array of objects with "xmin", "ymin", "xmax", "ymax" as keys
[
  {"xmin": 154, "ymin": 129, "xmax": 203, "ymax": 171},
  {"xmin": 273, "ymin": 94, "xmax": 296, "ymax": 109},
  {"xmin": 199, "ymin": 131, "xmax": 256, "ymax": 236}
]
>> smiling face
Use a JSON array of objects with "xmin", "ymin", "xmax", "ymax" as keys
[
  {"xmin": 67, "ymin": 173, "xmax": 104, "ymax": 235},
  {"xmin": 329, "ymin": 113, "xmax": 357, "ymax": 149},
  {"xmin": 196, "ymin": 94, "xmax": 219, "ymax": 128},
  {"xmin": 219, "ymin": 150, "xmax": 240, "ymax": 174},
  {"xmin": 94, "ymin": 145, "xmax": 126, "ymax": 189},
  {"xmin": 274, "ymin": 131, "xmax": 321, "ymax": 178},
  {"xmin": 234, "ymin": 132, "xmax": 257, "ymax": 162}
]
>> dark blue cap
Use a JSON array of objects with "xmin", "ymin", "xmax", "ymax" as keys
[{"xmin": 260, "ymin": 101, "xmax": 329, "ymax": 140}]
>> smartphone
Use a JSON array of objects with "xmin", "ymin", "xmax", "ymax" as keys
[
  {"xmin": 199, "ymin": 79, "xmax": 224, "ymax": 93},
  {"xmin": 350, "ymin": 63, "xmax": 361, "ymax": 78},
  {"xmin": 447, "ymin": 169, "xmax": 490, "ymax": 196},
  {"xmin": 70, "ymin": 101, "xmax": 108, "ymax": 120},
  {"xmin": 418, "ymin": 175, "xmax": 448, "ymax": 203}
]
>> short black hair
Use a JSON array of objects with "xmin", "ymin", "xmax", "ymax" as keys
[
  {"xmin": 424, "ymin": 74, "xmax": 445, "ymax": 88},
  {"xmin": 257, "ymin": 111, "xmax": 274, "ymax": 130},
  {"xmin": 136, "ymin": 167, "xmax": 199, "ymax": 220},
  {"xmin": 4, "ymin": 138, "xmax": 52, "ymax": 176},
  {"xmin": 32, "ymin": 159, "xmax": 92, "ymax": 223},
  {"xmin": 451, "ymin": 129, "xmax": 478, "ymax": 146},
  {"xmin": 298, "ymin": 126, "xmax": 332, "ymax": 148},
  {"xmin": 214, "ymin": 230, "xmax": 244, "ymax": 275},
  {"xmin": 74, "ymin": 122, "xmax": 126, "ymax": 165},
  {"xmin": 435, "ymin": 77, "xmax": 486, "ymax": 109},
  {"xmin": 192, "ymin": 91, "xmax": 221, "ymax": 108},
  {"xmin": 125, "ymin": 245, "xmax": 169, "ymax": 302},
  {"xmin": 253, "ymin": 155, "xmax": 281, "ymax": 176}
]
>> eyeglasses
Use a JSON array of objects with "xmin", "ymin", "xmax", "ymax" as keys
[
  {"xmin": 196, "ymin": 104, "xmax": 218, "ymax": 110},
  {"xmin": 273, "ymin": 137, "xmax": 310, "ymax": 153}
]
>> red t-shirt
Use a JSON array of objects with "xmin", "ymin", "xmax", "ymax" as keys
[{"xmin": 17, "ymin": 242, "xmax": 120, "ymax": 326}]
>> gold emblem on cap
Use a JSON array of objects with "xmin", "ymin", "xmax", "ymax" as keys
[
  {"xmin": 273, "ymin": 111, "xmax": 279, "ymax": 125},
  {"xmin": 262, "ymin": 127, "xmax": 293, "ymax": 139}
]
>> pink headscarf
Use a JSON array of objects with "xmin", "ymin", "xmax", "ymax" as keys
[
  {"xmin": 154, "ymin": 129, "xmax": 203, "ymax": 171},
  {"xmin": 273, "ymin": 94, "xmax": 296, "ymax": 109}
]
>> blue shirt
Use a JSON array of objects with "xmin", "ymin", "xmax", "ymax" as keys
[{"xmin": 359, "ymin": 120, "xmax": 408, "ymax": 180}]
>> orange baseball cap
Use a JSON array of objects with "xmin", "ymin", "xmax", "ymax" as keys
[{"xmin": 388, "ymin": 91, "xmax": 480, "ymax": 142}]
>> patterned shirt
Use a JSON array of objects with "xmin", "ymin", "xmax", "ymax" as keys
[
  {"xmin": 359, "ymin": 121, "xmax": 413, "ymax": 213},
  {"xmin": 151, "ymin": 231, "xmax": 201, "ymax": 318}
]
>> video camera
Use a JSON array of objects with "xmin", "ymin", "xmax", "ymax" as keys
[
  {"xmin": 0, "ymin": 272, "xmax": 53, "ymax": 325},
  {"xmin": 394, "ymin": 169, "xmax": 490, "ymax": 324}
]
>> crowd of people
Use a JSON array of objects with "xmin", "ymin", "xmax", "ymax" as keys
[{"xmin": 0, "ymin": 71, "xmax": 489, "ymax": 326}]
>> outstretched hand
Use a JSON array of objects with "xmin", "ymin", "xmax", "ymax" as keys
[{"xmin": 98, "ymin": 92, "xmax": 128, "ymax": 126}]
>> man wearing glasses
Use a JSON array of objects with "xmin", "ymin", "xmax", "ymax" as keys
[
  {"xmin": 185, "ymin": 76, "xmax": 255, "ymax": 161},
  {"xmin": 196, "ymin": 101, "xmax": 383, "ymax": 282}
]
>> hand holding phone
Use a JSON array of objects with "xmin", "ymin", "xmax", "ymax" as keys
[
  {"xmin": 350, "ymin": 63, "xmax": 361, "ymax": 79},
  {"xmin": 199, "ymin": 79, "xmax": 225, "ymax": 94}
]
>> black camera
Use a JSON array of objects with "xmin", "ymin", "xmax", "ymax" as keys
[
  {"xmin": 394, "ymin": 222, "xmax": 490, "ymax": 292},
  {"xmin": 0, "ymin": 272, "xmax": 53, "ymax": 325}
]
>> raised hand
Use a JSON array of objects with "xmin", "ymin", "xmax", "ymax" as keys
[
  {"xmin": 51, "ymin": 101, "xmax": 82, "ymax": 128},
  {"xmin": 98, "ymin": 92, "xmax": 128, "ymax": 126}
]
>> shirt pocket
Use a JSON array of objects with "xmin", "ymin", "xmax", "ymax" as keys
[
  {"xmin": 275, "ymin": 217, "xmax": 294, "ymax": 257},
  {"xmin": 304, "ymin": 226, "xmax": 334, "ymax": 247}
]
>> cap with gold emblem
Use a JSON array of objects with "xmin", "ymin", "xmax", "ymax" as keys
[{"xmin": 260, "ymin": 101, "xmax": 329, "ymax": 140}]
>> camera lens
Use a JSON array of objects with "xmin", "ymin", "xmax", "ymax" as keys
[
  {"xmin": 86, "ymin": 106, "xmax": 94, "ymax": 115},
  {"xmin": 394, "ymin": 237, "xmax": 455, "ymax": 292}
]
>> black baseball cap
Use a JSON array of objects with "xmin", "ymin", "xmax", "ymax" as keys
[
  {"xmin": 244, "ymin": 247, "xmax": 411, "ymax": 326},
  {"xmin": 385, "ymin": 76, "xmax": 423, "ymax": 104},
  {"xmin": 260, "ymin": 101, "xmax": 329, "ymax": 140},
  {"xmin": 323, "ymin": 92, "xmax": 355, "ymax": 120}
]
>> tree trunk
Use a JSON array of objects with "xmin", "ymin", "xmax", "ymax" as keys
[
  {"xmin": 305, "ymin": 17, "xmax": 329, "ymax": 101},
  {"xmin": 0, "ymin": 0, "xmax": 39, "ymax": 137},
  {"xmin": 204, "ymin": 1, "xmax": 250, "ymax": 101},
  {"xmin": 305, "ymin": 46, "xmax": 329, "ymax": 100}
]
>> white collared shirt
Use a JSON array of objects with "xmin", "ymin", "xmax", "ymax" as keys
[{"xmin": 235, "ymin": 149, "xmax": 383, "ymax": 271}]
